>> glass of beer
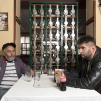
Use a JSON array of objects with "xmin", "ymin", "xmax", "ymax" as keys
[
  {"xmin": 25, "ymin": 71, "xmax": 32, "ymax": 82},
  {"xmin": 55, "ymin": 69, "xmax": 63, "ymax": 87}
]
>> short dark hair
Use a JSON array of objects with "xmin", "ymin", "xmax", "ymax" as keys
[
  {"xmin": 2, "ymin": 43, "xmax": 16, "ymax": 50},
  {"xmin": 77, "ymin": 35, "xmax": 96, "ymax": 46}
]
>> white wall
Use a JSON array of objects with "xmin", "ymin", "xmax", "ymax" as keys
[
  {"xmin": 96, "ymin": 0, "xmax": 101, "ymax": 47},
  {"xmin": 0, "ymin": 0, "xmax": 14, "ymax": 55},
  {"xmin": 0, "ymin": 0, "xmax": 21, "ymax": 55},
  {"xmin": 86, "ymin": 0, "xmax": 101, "ymax": 47},
  {"xmin": 86, "ymin": 0, "xmax": 94, "ymax": 37}
]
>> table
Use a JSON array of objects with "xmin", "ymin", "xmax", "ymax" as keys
[{"xmin": 1, "ymin": 74, "xmax": 101, "ymax": 101}]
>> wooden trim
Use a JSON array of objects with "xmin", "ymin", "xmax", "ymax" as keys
[
  {"xmin": 93, "ymin": 0, "xmax": 96, "ymax": 41},
  {"xmin": 14, "ymin": 0, "xmax": 16, "ymax": 43},
  {"xmin": 86, "ymin": 16, "xmax": 94, "ymax": 25}
]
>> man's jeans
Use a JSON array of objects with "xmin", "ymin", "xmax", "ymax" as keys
[{"xmin": 0, "ymin": 88, "xmax": 9, "ymax": 100}]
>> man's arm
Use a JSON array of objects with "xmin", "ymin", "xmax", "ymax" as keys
[
  {"xmin": 66, "ymin": 69, "xmax": 79, "ymax": 78},
  {"xmin": 54, "ymin": 68, "xmax": 79, "ymax": 81},
  {"xmin": 15, "ymin": 57, "xmax": 34, "ymax": 76},
  {"xmin": 66, "ymin": 62, "xmax": 101, "ymax": 90}
]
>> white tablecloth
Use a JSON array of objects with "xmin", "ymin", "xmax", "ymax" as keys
[{"xmin": 1, "ymin": 74, "xmax": 101, "ymax": 101}]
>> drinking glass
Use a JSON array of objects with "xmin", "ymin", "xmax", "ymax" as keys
[
  {"xmin": 56, "ymin": 76, "xmax": 60, "ymax": 87},
  {"xmin": 55, "ymin": 69, "xmax": 63, "ymax": 87},
  {"xmin": 25, "ymin": 71, "xmax": 32, "ymax": 82},
  {"xmin": 35, "ymin": 70, "xmax": 41, "ymax": 81}
]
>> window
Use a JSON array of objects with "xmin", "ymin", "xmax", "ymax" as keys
[{"xmin": 21, "ymin": 36, "xmax": 30, "ymax": 55}]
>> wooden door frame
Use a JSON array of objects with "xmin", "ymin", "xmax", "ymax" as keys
[
  {"xmin": 14, "ymin": 0, "xmax": 16, "ymax": 43},
  {"xmin": 94, "ymin": 0, "xmax": 96, "ymax": 41}
]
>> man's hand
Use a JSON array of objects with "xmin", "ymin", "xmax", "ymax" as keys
[
  {"xmin": 54, "ymin": 70, "xmax": 62, "ymax": 80},
  {"xmin": 30, "ymin": 69, "xmax": 34, "ymax": 76}
]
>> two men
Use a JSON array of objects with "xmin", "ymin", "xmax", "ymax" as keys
[
  {"xmin": 0, "ymin": 43, "xmax": 34, "ymax": 99},
  {"xmin": 55, "ymin": 35, "xmax": 101, "ymax": 93},
  {"xmin": 1, "ymin": 35, "xmax": 101, "ymax": 96}
]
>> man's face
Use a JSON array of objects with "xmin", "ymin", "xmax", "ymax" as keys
[
  {"xmin": 3, "ymin": 46, "xmax": 16, "ymax": 61},
  {"xmin": 78, "ymin": 43, "xmax": 92, "ymax": 60}
]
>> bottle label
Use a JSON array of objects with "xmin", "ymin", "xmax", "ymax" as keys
[{"xmin": 60, "ymin": 77, "xmax": 66, "ymax": 82}]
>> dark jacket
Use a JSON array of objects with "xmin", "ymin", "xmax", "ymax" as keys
[
  {"xmin": 0, "ymin": 57, "xmax": 31, "ymax": 84},
  {"xmin": 66, "ymin": 46, "xmax": 101, "ymax": 93}
]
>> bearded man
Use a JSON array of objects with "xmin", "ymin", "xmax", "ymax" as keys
[
  {"xmin": 0, "ymin": 43, "xmax": 34, "ymax": 99},
  {"xmin": 55, "ymin": 35, "xmax": 101, "ymax": 94}
]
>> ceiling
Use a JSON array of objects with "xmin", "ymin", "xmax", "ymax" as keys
[{"xmin": 21, "ymin": 0, "xmax": 86, "ymax": 36}]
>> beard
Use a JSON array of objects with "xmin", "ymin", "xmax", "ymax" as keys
[
  {"xmin": 5, "ymin": 54, "xmax": 15, "ymax": 61},
  {"xmin": 81, "ymin": 49, "xmax": 92, "ymax": 60}
]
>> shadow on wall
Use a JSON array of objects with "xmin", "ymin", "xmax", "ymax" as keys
[
  {"xmin": 98, "ymin": 5, "xmax": 101, "ymax": 14},
  {"xmin": 0, "ymin": 50, "xmax": 3, "ymax": 56}
]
